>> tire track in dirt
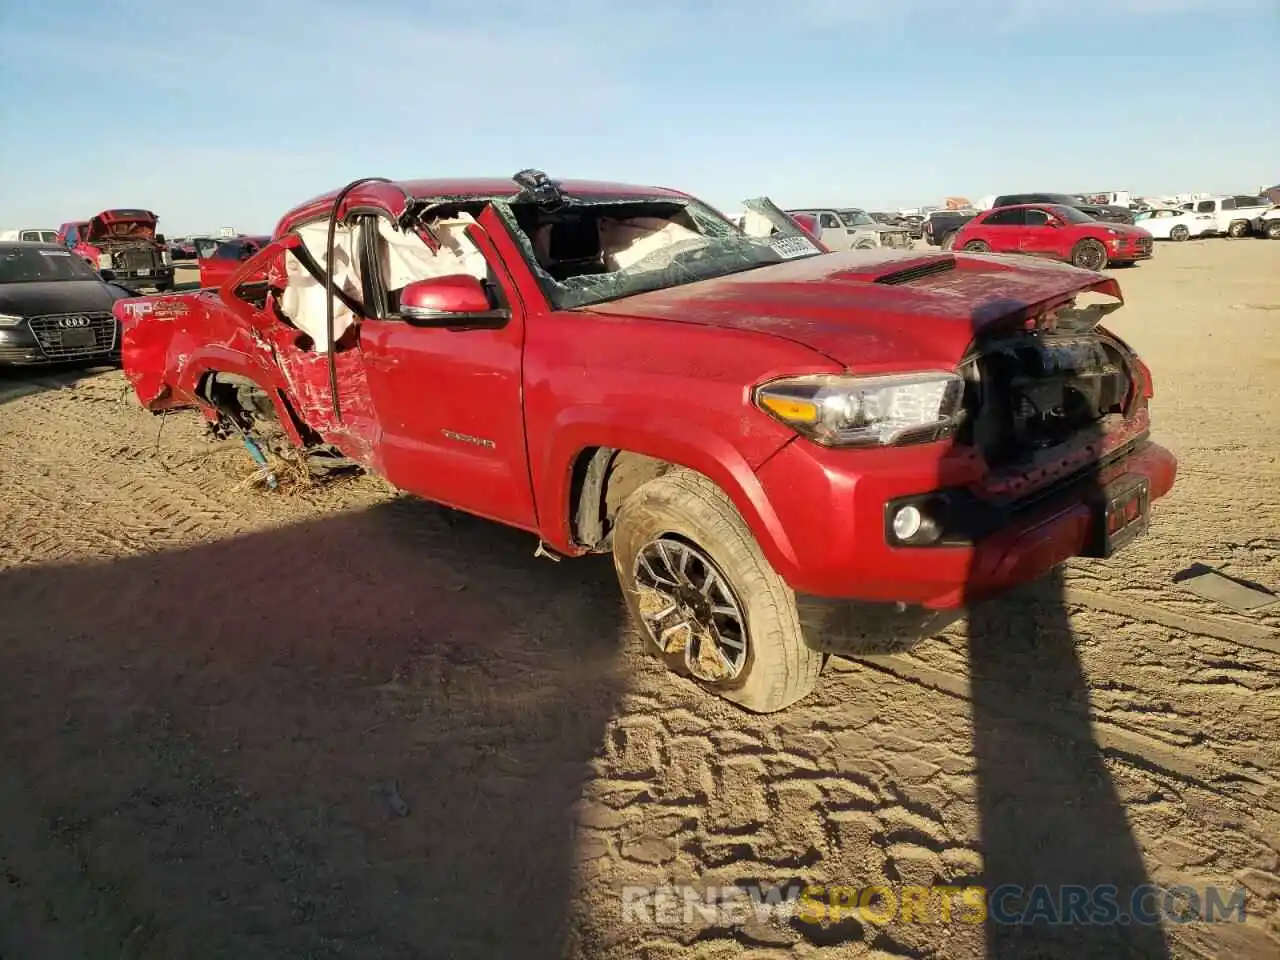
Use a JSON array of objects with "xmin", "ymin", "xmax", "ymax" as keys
[{"xmin": 847, "ymin": 652, "xmax": 1276, "ymax": 806}]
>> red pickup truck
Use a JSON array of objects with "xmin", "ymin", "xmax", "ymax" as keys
[
  {"xmin": 114, "ymin": 172, "xmax": 1176, "ymax": 713},
  {"xmin": 58, "ymin": 209, "xmax": 175, "ymax": 291}
]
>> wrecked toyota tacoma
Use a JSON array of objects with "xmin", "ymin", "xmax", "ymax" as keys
[{"xmin": 114, "ymin": 171, "xmax": 1177, "ymax": 713}]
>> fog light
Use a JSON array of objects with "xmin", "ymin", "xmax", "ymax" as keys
[{"xmin": 892, "ymin": 505, "xmax": 923, "ymax": 541}]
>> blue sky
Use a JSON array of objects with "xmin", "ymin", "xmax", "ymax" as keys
[{"xmin": 1, "ymin": 0, "xmax": 1276, "ymax": 234}]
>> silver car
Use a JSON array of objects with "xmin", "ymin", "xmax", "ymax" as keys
[{"xmin": 785, "ymin": 207, "xmax": 912, "ymax": 250}]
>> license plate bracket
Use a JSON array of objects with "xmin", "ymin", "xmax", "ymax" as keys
[
  {"xmin": 1086, "ymin": 476, "xmax": 1150, "ymax": 558},
  {"xmin": 59, "ymin": 328, "xmax": 97, "ymax": 349}
]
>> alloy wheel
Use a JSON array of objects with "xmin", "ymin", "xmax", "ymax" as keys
[
  {"xmin": 1075, "ymin": 241, "xmax": 1106, "ymax": 271},
  {"xmin": 633, "ymin": 537, "xmax": 748, "ymax": 683}
]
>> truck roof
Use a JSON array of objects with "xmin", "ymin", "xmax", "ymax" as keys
[{"xmin": 290, "ymin": 177, "xmax": 691, "ymax": 216}]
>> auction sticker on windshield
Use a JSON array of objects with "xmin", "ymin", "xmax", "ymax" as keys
[
  {"xmin": 38, "ymin": 250, "xmax": 72, "ymax": 257},
  {"xmin": 770, "ymin": 236, "xmax": 820, "ymax": 259}
]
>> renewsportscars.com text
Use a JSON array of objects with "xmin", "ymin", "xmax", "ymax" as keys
[{"xmin": 620, "ymin": 882, "xmax": 1247, "ymax": 927}]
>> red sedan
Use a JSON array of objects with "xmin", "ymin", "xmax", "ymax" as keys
[{"xmin": 953, "ymin": 203, "xmax": 1153, "ymax": 270}]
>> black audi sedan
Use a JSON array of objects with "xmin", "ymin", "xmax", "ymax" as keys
[{"xmin": 0, "ymin": 241, "xmax": 138, "ymax": 366}]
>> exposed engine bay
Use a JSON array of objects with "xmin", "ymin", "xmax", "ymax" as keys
[
  {"xmin": 98, "ymin": 239, "xmax": 166, "ymax": 271},
  {"xmin": 960, "ymin": 328, "xmax": 1133, "ymax": 466}
]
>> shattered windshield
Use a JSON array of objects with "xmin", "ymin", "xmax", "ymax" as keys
[
  {"xmin": 837, "ymin": 209, "xmax": 876, "ymax": 227},
  {"xmin": 491, "ymin": 196, "xmax": 823, "ymax": 310},
  {"xmin": 0, "ymin": 247, "xmax": 100, "ymax": 283}
]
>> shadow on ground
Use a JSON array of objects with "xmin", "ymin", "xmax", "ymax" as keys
[
  {"xmin": 0, "ymin": 499, "xmax": 629, "ymax": 960},
  {"xmin": 963, "ymin": 292, "xmax": 1171, "ymax": 958},
  {"xmin": 0, "ymin": 363, "xmax": 118, "ymax": 406}
]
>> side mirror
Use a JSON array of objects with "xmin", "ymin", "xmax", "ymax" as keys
[{"xmin": 398, "ymin": 275, "xmax": 509, "ymax": 328}]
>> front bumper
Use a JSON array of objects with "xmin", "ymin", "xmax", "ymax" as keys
[
  {"xmin": 102, "ymin": 266, "xmax": 175, "ymax": 287},
  {"xmin": 879, "ymin": 232, "xmax": 913, "ymax": 249},
  {"xmin": 752, "ymin": 429, "xmax": 1176, "ymax": 617},
  {"xmin": 1109, "ymin": 238, "xmax": 1153, "ymax": 261},
  {"xmin": 0, "ymin": 316, "xmax": 121, "ymax": 366}
]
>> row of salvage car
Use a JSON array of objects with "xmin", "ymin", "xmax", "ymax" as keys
[
  {"xmin": 0, "ymin": 170, "xmax": 1181, "ymax": 713},
  {"xmin": 923, "ymin": 191, "xmax": 1280, "ymax": 252}
]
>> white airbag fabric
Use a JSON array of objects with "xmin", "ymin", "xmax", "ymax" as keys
[{"xmin": 279, "ymin": 215, "xmax": 485, "ymax": 352}]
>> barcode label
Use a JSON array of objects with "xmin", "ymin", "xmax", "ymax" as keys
[{"xmin": 771, "ymin": 236, "xmax": 819, "ymax": 259}]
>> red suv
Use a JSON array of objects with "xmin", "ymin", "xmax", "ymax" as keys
[
  {"xmin": 112, "ymin": 173, "xmax": 1175, "ymax": 713},
  {"xmin": 953, "ymin": 203, "xmax": 1153, "ymax": 270}
]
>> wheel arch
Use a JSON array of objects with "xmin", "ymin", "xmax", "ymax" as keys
[
  {"xmin": 187, "ymin": 362, "xmax": 313, "ymax": 447},
  {"xmin": 557, "ymin": 438, "xmax": 801, "ymax": 580}
]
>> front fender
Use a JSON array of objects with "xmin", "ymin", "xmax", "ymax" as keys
[{"xmin": 535, "ymin": 407, "xmax": 801, "ymax": 578}]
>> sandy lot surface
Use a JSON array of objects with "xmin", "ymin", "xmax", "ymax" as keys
[{"xmin": 1, "ymin": 239, "xmax": 1278, "ymax": 959}]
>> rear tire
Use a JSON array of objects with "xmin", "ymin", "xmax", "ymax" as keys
[
  {"xmin": 1169, "ymin": 225, "xmax": 1189, "ymax": 242},
  {"xmin": 1070, "ymin": 238, "xmax": 1108, "ymax": 271},
  {"xmin": 962, "ymin": 239, "xmax": 989, "ymax": 252},
  {"xmin": 940, "ymin": 231, "xmax": 957, "ymax": 250},
  {"xmin": 611, "ymin": 469, "xmax": 824, "ymax": 714}
]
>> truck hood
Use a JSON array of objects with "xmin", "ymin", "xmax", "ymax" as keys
[
  {"xmin": 583, "ymin": 250, "xmax": 1121, "ymax": 370},
  {"xmin": 86, "ymin": 209, "xmax": 158, "ymax": 244}
]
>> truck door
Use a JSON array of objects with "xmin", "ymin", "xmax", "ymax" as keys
[{"xmin": 354, "ymin": 208, "xmax": 538, "ymax": 530}]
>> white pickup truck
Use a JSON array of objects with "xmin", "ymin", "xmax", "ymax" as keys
[
  {"xmin": 0, "ymin": 228, "xmax": 59, "ymax": 243},
  {"xmin": 1179, "ymin": 195, "xmax": 1273, "ymax": 238}
]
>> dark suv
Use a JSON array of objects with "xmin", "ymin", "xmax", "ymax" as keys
[{"xmin": 993, "ymin": 193, "xmax": 1135, "ymax": 225}]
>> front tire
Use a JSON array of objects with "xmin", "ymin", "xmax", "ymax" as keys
[
  {"xmin": 1071, "ymin": 238, "xmax": 1108, "ymax": 271},
  {"xmin": 1169, "ymin": 225, "xmax": 1189, "ymax": 242},
  {"xmin": 1268, "ymin": 221, "xmax": 1280, "ymax": 240},
  {"xmin": 963, "ymin": 239, "xmax": 989, "ymax": 252},
  {"xmin": 612, "ymin": 469, "xmax": 823, "ymax": 713},
  {"xmin": 1228, "ymin": 220, "xmax": 1250, "ymax": 239}
]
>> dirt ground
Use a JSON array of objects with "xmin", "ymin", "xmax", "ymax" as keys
[{"xmin": 1, "ymin": 240, "xmax": 1278, "ymax": 960}]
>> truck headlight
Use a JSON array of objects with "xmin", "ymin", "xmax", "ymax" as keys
[
  {"xmin": 753, "ymin": 371, "xmax": 965, "ymax": 447},
  {"xmin": 0, "ymin": 313, "xmax": 25, "ymax": 328},
  {"xmin": 97, "ymin": 254, "xmax": 112, "ymax": 269}
]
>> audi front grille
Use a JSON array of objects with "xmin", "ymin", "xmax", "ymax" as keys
[{"xmin": 26, "ymin": 312, "xmax": 118, "ymax": 360}]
